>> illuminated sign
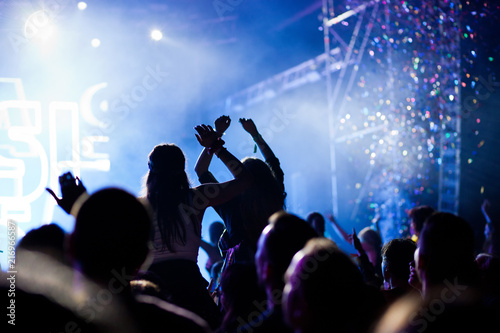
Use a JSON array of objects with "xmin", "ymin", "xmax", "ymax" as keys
[{"xmin": 0, "ymin": 77, "xmax": 110, "ymax": 270}]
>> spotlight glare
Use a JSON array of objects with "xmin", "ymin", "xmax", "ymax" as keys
[
  {"xmin": 40, "ymin": 25, "xmax": 55, "ymax": 42},
  {"xmin": 151, "ymin": 29, "xmax": 163, "ymax": 41},
  {"xmin": 91, "ymin": 38, "xmax": 101, "ymax": 48},
  {"xmin": 78, "ymin": 2, "xmax": 87, "ymax": 10}
]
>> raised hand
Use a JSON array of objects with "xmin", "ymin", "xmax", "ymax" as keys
[
  {"xmin": 481, "ymin": 199, "xmax": 491, "ymax": 221},
  {"xmin": 46, "ymin": 172, "xmax": 87, "ymax": 214},
  {"xmin": 214, "ymin": 115, "xmax": 231, "ymax": 135},
  {"xmin": 352, "ymin": 228, "xmax": 363, "ymax": 253},
  {"xmin": 326, "ymin": 213, "xmax": 336, "ymax": 223},
  {"xmin": 239, "ymin": 118, "xmax": 259, "ymax": 137},
  {"xmin": 195, "ymin": 124, "xmax": 223, "ymax": 148},
  {"xmin": 327, "ymin": 213, "xmax": 352, "ymax": 245}
]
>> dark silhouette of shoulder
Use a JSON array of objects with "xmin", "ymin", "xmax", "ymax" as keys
[{"xmin": 133, "ymin": 294, "xmax": 212, "ymax": 333}]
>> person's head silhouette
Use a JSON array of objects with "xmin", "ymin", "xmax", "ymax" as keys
[{"xmin": 70, "ymin": 187, "xmax": 153, "ymax": 284}]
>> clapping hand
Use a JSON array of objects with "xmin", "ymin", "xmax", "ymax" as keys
[
  {"xmin": 46, "ymin": 172, "xmax": 87, "ymax": 214},
  {"xmin": 195, "ymin": 124, "xmax": 223, "ymax": 148},
  {"xmin": 214, "ymin": 115, "xmax": 231, "ymax": 135}
]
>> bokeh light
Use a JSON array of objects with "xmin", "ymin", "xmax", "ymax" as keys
[
  {"xmin": 77, "ymin": 2, "xmax": 88, "ymax": 11},
  {"xmin": 91, "ymin": 38, "xmax": 101, "ymax": 48},
  {"xmin": 150, "ymin": 29, "xmax": 163, "ymax": 41}
]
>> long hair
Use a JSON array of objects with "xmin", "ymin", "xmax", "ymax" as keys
[
  {"xmin": 143, "ymin": 143, "xmax": 199, "ymax": 252},
  {"xmin": 239, "ymin": 157, "xmax": 286, "ymax": 250}
]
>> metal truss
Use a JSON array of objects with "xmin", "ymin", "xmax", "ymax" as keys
[
  {"xmin": 224, "ymin": 0, "xmax": 380, "ymax": 218},
  {"xmin": 223, "ymin": 0, "xmax": 462, "ymax": 219},
  {"xmin": 224, "ymin": 46, "xmax": 344, "ymax": 113}
]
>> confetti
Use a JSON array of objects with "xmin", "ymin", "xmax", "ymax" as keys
[{"xmin": 334, "ymin": 0, "xmax": 497, "ymax": 240}]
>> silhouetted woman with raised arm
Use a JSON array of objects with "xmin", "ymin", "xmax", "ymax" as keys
[
  {"xmin": 195, "ymin": 116, "xmax": 286, "ymax": 264},
  {"xmin": 143, "ymin": 124, "xmax": 252, "ymax": 330}
]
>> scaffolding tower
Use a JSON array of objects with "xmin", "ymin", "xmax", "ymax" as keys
[{"xmin": 224, "ymin": 0, "xmax": 462, "ymax": 223}]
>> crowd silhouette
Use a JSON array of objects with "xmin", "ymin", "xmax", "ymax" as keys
[{"xmin": 2, "ymin": 115, "xmax": 499, "ymax": 332}]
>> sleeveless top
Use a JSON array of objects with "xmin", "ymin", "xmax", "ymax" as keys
[{"xmin": 151, "ymin": 203, "xmax": 202, "ymax": 263}]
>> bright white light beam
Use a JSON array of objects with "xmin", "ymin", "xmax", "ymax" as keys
[
  {"xmin": 151, "ymin": 29, "xmax": 163, "ymax": 41},
  {"xmin": 78, "ymin": 2, "xmax": 87, "ymax": 11}
]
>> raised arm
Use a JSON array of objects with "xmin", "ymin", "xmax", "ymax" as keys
[
  {"xmin": 194, "ymin": 115, "xmax": 231, "ymax": 182},
  {"xmin": 46, "ymin": 172, "xmax": 88, "ymax": 216},
  {"xmin": 194, "ymin": 148, "xmax": 215, "ymax": 182},
  {"xmin": 194, "ymin": 124, "xmax": 252, "ymax": 207},
  {"xmin": 239, "ymin": 118, "xmax": 276, "ymax": 160},
  {"xmin": 327, "ymin": 213, "xmax": 353, "ymax": 245},
  {"xmin": 482, "ymin": 199, "xmax": 492, "ymax": 224},
  {"xmin": 481, "ymin": 199, "xmax": 495, "ymax": 242},
  {"xmin": 239, "ymin": 117, "xmax": 284, "ymax": 186},
  {"xmin": 481, "ymin": 199, "xmax": 498, "ymax": 254}
]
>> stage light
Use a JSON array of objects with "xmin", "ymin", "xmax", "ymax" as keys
[
  {"xmin": 91, "ymin": 38, "xmax": 101, "ymax": 48},
  {"xmin": 78, "ymin": 2, "xmax": 87, "ymax": 10},
  {"xmin": 151, "ymin": 29, "xmax": 163, "ymax": 41}
]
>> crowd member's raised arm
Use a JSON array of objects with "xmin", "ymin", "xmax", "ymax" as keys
[
  {"xmin": 46, "ymin": 172, "xmax": 88, "ymax": 216},
  {"xmin": 194, "ymin": 115, "xmax": 231, "ymax": 184},
  {"xmin": 194, "ymin": 123, "xmax": 252, "ymax": 207},
  {"xmin": 239, "ymin": 117, "xmax": 284, "ymax": 188},
  {"xmin": 481, "ymin": 199, "xmax": 500, "ymax": 255},
  {"xmin": 327, "ymin": 213, "xmax": 353, "ymax": 245}
]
